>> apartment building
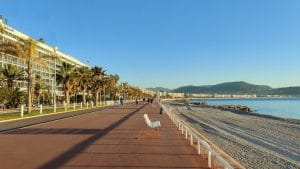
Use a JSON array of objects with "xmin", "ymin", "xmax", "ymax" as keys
[
  {"xmin": 0, "ymin": 16, "xmax": 88, "ymax": 97},
  {"xmin": 168, "ymin": 92, "xmax": 185, "ymax": 98}
]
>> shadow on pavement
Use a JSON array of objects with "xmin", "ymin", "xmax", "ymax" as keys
[
  {"xmin": 37, "ymin": 103, "xmax": 148, "ymax": 169},
  {"xmin": 5, "ymin": 128, "xmax": 102, "ymax": 135}
]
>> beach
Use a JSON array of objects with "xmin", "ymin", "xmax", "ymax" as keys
[{"xmin": 164, "ymin": 101, "xmax": 300, "ymax": 169}]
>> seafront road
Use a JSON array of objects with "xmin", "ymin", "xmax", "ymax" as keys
[{"xmin": 0, "ymin": 103, "xmax": 208, "ymax": 169}]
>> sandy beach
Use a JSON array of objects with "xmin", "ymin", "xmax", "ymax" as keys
[{"xmin": 164, "ymin": 101, "xmax": 300, "ymax": 169}]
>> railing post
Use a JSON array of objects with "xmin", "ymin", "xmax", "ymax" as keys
[
  {"xmin": 73, "ymin": 103, "xmax": 76, "ymax": 110},
  {"xmin": 64, "ymin": 102, "xmax": 67, "ymax": 112},
  {"xmin": 80, "ymin": 102, "xmax": 83, "ymax": 109},
  {"xmin": 40, "ymin": 104, "xmax": 43, "ymax": 114},
  {"xmin": 185, "ymin": 127, "xmax": 188, "ymax": 139},
  {"xmin": 208, "ymin": 151, "xmax": 212, "ymax": 168},
  {"xmin": 21, "ymin": 105, "xmax": 24, "ymax": 117},
  {"xmin": 197, "ymin": 140, "xmax": 201, "ymax": 155},
  {"xmin": 87, "ymin": 102, "xmax": 89, "ymax": 108},
  {"xmin": 190, "ymin": 134, "xmax": 193, "ymax": 145},
  {"xmin": 54, "ymin": 103, "xmax": 56, "ymax": 112},
  {"xmin": 91, "ymin": 101, "xmax": 94, "ymax": 108},
  {"xmin": 182, "ymin": 124, "xmax": 184, "ymax": 134}
]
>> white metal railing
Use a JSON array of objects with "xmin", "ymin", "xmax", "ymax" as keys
[
  {"xmin": 159, "ymin": 103, "xmax": 234, "ymax": 169},
  {"xmin": 106, "ymin": 100, "xmax": 120, "ymax": 106},
  {"xmin": 2, "ymin": 100, "xmax": 139, "ymax": 119},
  {"xmin": 105, "ymin": 100, "xmax": 135, "ymax": 106},
  {"xmin": 3, "ymin": 101, "xmax": 109, "ymax": 118}
]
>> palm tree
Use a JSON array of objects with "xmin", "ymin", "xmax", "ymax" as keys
[
  {"xmin": 56, "ymin": 62, "xmax": 76, "ymax": 107},
  {"xmin": 0, "ymin": 41, "xmax": 23, "ymax": 57},
  {"xmin": 0, "ymin": 64, "xmax": 23, "ymax": 88},
  {"xmin": 0, "ymin": 38, "xmax": 54, "ymax": 113},
  {"xmin": 73, "ymin": 79, "xmax": 81, "ymax": 104},
  {"xmin": 105, "ymin": 74, "xmax": 120, "ymax": 100},
  {"xmin": 69, "ymin": 77, "xmax": 79, "ymax": 104},
  {"xmin": 91, "ymin": 66, "xmax": 106, "ymax": 105},
  {"xmin": 112, "ymin": 75, "xmax": 120, "ymax": 100},
  {"xmin": 22, "ymin": 38, "xmax": 38, "ymax": 113},
  {"xmin": 100, "ymin": 76, "xmax": 111, "ymax": 103},
  {"xmin": 22, "ymin": 38, "xmax": 56, "ymax": 113},
  {"xmin": 76, "ymin": 67, "xmax": 92, "ymax": 105},
  {"xmin": 34, "ymin": 75, "xmax": 49, "ymax": 105},
  {"xmin": 120, "ymin": 82, "xmax": 129, "ymax": 99}
]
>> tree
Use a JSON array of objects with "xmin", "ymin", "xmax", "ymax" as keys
[
  {"xmin": 120, "ymin": 82, "xmax": 129, "ymax": 98},
  {"xmin": 0, "ymin": 87, "xmax": 13, "ymax": 107},
  {"xmin": 0, "ymin": 38, "xmax": 53, "ymax": 113},
  {"xmin": 91, "ymin": 66, "xmax": 106, "ymax": 105},
  {"xmin": 22, "ymin": 38, "xmax": 38, "ymax": 113},
  {"xmin": 76, "ymin": 67, "xmax": 92, "ymax": 105},
  {"xmin": 0, "ymin": 87, "xmax": 25, "ymax": 108},
  {"xmin": 105, "ymin": 74, "xmax": 120, "ymax": 100},
  {"xmin": 56, "ymin": 62, "xmax": 76, "ymax": 107},
  {"xmin": 9, "ymin": 88, "xmax": 25, "ymax": 108},
  {"xmin": 69, "ymin": 76, "xmax": 79, "ymax": 104},
  {"xmin": 34, "ymin": 75, "xmax": 48, "ymax": 105},
  {"xmin": 0, "ymin": 64, "xmax": 23, "ymax": 88},
  {"xmin": 100, "ymin": 76, "xmax": 111, "ymax": 102},
  {"xmin": 110, "ymin": 74, "xmax": 120, "ymax": 100},
  {"xmin": 0, "ymin": 41, "xmax": 23, "ymax": 57}
]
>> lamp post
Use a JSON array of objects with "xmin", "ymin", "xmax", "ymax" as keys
[
  {"xmin": 53, "ymin": 46, "xmax": 58, "ymax": 112},
  {"xmin": 0, "ymin": 16, "xmax": 4, "ymax": 42}
]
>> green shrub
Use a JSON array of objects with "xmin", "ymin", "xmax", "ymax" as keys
[{"xmin": 0, "ymin": 87, "xmax": 25, "ymax": 108}]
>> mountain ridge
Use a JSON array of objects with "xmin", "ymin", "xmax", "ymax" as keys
[{"xmin": 149, "ymin": 81, "xmax": 300, "ymax": 96}]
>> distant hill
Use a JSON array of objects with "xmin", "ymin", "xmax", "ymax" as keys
[
  {"xmin": 210, "ymin": 82, "xmax": 272, "ymax": 94},
  {"xmin": 172, "ymin": 85, "xmax": 211, "ymax": 94},
  {"xmin": 148, "ymin": 87, "xmax": 171, "ymax": 92},
  {"xmin": 171, "ymin": 81, "xmax": 300, "ymax": 96},
  {"xmin": 271, "ymin": 87, "xmax": 300, "ymax": 96}
]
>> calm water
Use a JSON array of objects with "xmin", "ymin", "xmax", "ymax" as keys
[{"xmin": 189, "ymin": 98, "xmax": 300, "ymax": 120}]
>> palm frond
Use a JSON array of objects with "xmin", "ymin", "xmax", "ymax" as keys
[{"xmin": 0, "ymin": 41, "xmax": 23, "ymax": 57}]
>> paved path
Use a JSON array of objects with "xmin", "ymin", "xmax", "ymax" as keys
[{"xmin": 0, "ymin": 103, "xmax": 208, "ymax": 169}]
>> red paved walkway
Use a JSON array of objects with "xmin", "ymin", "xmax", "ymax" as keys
[{"xmin": 0, "ymin": 103, "xmax": 208, "ymax": 169}]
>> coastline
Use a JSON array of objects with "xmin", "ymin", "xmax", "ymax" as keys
[
  {"xmin": 192, "ymin": 103, "xmax": 300, "ymax": 124},
  {"xmin": 164, "ymin": 101, "xmax": 300, "ymax": 169},
  {"xmin": 187, "ymin": 96, "xmax": 299, "ymax": 100},
  {"xmin": 186, "ymin": 97, "xmax": 300, "ymax": 120}
]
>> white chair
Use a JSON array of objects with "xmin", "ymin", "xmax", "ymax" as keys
[{"xmin": 143, "ymin": 113, "xmax": 161, "ymax": 135}]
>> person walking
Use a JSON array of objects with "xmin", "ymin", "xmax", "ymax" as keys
[{"xmin": 119, "ymin": 95, "xmax": 124, "ymax": 106}]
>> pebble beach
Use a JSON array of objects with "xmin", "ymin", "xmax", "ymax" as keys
[{"xmin": 164, "ymin": 102, "xmax": 300, "ymax": 169}]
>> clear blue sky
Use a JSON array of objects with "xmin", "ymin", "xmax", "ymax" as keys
[{"xmin": 1, "ymin": 0, "xmax": 300, "ymax": 89}]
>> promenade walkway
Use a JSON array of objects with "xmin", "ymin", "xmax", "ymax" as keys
[{"xmin": 0, "ymin": 103, "xmax": 208, "ymax": 169}]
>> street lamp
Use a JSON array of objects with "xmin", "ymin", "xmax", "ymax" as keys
[{"xmin": 53, "ymin": 46, "xmax": 58, "ymax": 112}]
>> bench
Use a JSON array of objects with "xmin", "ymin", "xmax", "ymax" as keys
[{"xmin": 143, "ymin": 113, "xmax": 161, "ymax": 135}]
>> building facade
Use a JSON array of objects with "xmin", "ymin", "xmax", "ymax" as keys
[
  {"xmin": 0, "ymin": 17, "xmax": 88, "ymax": 97},
  {"xmin": 168, "ymin": 92, "xmax": 185, "ymax": 98}
]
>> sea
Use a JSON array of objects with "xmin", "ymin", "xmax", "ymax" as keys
[{"xmin": 188, "ymin": 98, "xmax": 300, "ymax": 120}]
